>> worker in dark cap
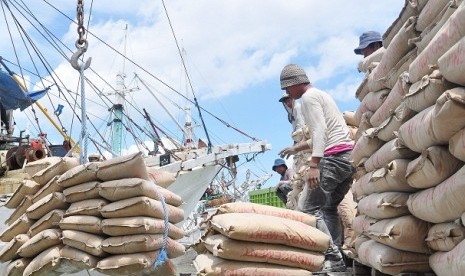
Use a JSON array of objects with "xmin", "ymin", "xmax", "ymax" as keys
[
  {"xmin": 272, "ymin": 158, "xmax": 293, "ymax": 204},
  {"xmin": 354, "ymin": 31, "xmax": 383, "ymax": 58}
]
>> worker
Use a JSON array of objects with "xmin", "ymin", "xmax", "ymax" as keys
[
  {"xmin": 279, "ymin": 93, "xmax": 304, "ymax": 133},
  {"xmin": 272, "ymin": 158, "xmax": 293, "ymax": 204},
  {"xmin": 354, "ymin": 31, "xmax": 383, "ymax": 58}
]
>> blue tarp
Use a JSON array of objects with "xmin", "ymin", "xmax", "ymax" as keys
[{"xmin": 0, "ymin": 69, "xmax": 49, "ymax": 111}]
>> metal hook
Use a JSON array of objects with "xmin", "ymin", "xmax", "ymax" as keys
[{"xmin": 70, "ymin": 41, "xmax": 92, "ymax": 71}]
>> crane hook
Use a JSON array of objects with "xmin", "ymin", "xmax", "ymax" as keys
[{"xmin": 70, "ymin": 40, "xmax": 92, "ymax": 71}]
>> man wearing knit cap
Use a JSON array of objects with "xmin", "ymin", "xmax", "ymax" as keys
[
  {"xmin": 278, "ymin": 63, "xmax": 355, "ymax": 272},
  {"xmin": 354, "ymin": 31, "xmax": 383, "ymax": 58}
]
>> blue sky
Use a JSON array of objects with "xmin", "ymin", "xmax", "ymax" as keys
[{"xmin": 1, "ymin": 0, "xmax": 405, "ymax": 187}]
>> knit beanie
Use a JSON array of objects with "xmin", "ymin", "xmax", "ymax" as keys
[{"xmin": 280, "ymin": 64, "xmax": 310, "ymax": 90}]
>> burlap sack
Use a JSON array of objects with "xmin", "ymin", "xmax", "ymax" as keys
[
  {"xmin": 62, "ymin": 181, "xmax": 101, "ymax": 203},
  {"xmin": 22, "ymin": 245, "xmax": 63, "ymax": 276},
  {"xmin": 0, "ymin": 234, "xmax": 29, "ymax": 262},
  {"xmin": 6, "ymin": 196, "xmax": 33, "ymax": 225},
  {"xmin": 358, "ymin": 47, "xmax": 385, "ymax": 73},
  {"xmin": 28, "ymin": 209, "xmax": 64, "ymax": 237},
  {"xmin": 31, "ymin": 175, "xmax": 63, "ymax": 203},
  {"xmin": 358, "ymin": 192, "xmax": 410, "ymax": 219},
  {"xmin": 439, "ymin": 36, "xmax": 465, "ymax": 86},
  {"xmin": 62, "ymin": 230, "xmax": 107, "ymax": 257},
  {"xmin": 194, "ymin": 253, "xmax": 313, "ymax": 276},
  {"xmin": 358, "ymin": 240, "xmax": 431, "ymax": 275},
  {"xmin": 217, "ymin": 202, "xmax": 316, "ymax": 227},
  {"xmin": 55, "ymin": 246, "xmax": 99, "ymax": 273},
  {"xmin": 355, "ymin": 111, "xmax": 373, "ymax": 142},
  {"xmin": 364, "ymin": 138, "xmax": 418, "ymax": 172},
  {"xmin": 417, "ymin": 0, "xmax": 452, "ymax": 31},
  {"xmin": 65, "ymin": 199, "xmax": 109, "ymax": 217},
  {"xmin": 355, "ymin": 89, "xmax": 390, "ymax": 125},
  {"xmin": 384, "ymin": 49, "xmax": 417, "ymax": 89},
  {"xmin": 355, "ymin": 73, "xmax": 370, "ymax": 101},
  {"xmin": 404, "ymin": 70, "xmax": 456, "ymax": 112},
  {"xmin": 408, "ymin": 165, "xmax": 465, "ymax": 223},
  {"xmin": 101, "ymin": 234, "xmax": 185, "ymax": 257},
  {"xmin": 353, "ymin": 215, "xmax": 379, "ymax": 236},
  {"xmin": 383, "ymin": 0, "xmax": 423, "ymax": 47},
  {"xmin": 204, "ymin": 234, "xmax": 324, "ymax": 271},
  {"xmin": 26, "ymin": 192, "xmax": 68, "ymax": 220},
  {"xmin": 57, "ymin": 162, "xmax": 99, "ymax": 188},
  {"xmin": 426, "ymin": 222, "xmax": 465, "ymax": 252},
  {"xmin": 368, "ymin": 215, "xmax": 430, "ymax": 253},
  {"xmin": 430, "ymin": 238, "xmax": 465, "ymax": 276},
  {"xmin": 374, "ymin": 103, "xmax": 417, "ymax": 142},
  {"xmin": 0, "ymin": 214, "xmax": 34, "ymax": 242},
  {"xmin": 409, "ymin": 2, "xmax": 465, "ymax": 83},
  {"xmin": 406, "ymin": 146, "xmax": 463, "ymax": 189},
  {"xmin": 100, "ymin": 196, "xmax": 184, "ymax": 224},
  {"xmin": 99, "ymin": 178, "xmax": 182, "ymax": 207},
  {"xmin": 449, "ymin": 128, "xmax": 465, "ymax": 162},
  {"xmin": 146, "ymin": 167, "xmax": 177, "ymax": 188},
  {"xmin": 59, "ymin": 215, "xmax": 102, "ymax": 234},
  {"xmin": 398, "ymin": 87, "xmax": 465, "ymax": 152},
  {"xmin": 5, "ymin": 258, "xmax": 31, "ymax": 276},
  {"xmin": 32, "ymin": 157, "xmax": 79, "ymax": 185},
  {"xmin": 210, "ymin": 213, "xmax": 330, "ymax": 252},
  {"xmin": 352, "ymin": 171, "xmax": 372, "ymax": 200},
  {"xmin": 352, "ymin": 128, "xmax": 385, "ymax": 167},
  {"xmin": 24, "ymin": 156, "xmax": 61, "ymax": 178},
  {"xmin": 17, "ymin": 229, "xmax": 62, "ymax": 258},
  {"xmin": 5, "ymin": 180, "xmax": 41, "ymax": 209},
  {"xmin": 96, "ymin": 152, "xmax": 148, "ymax": 181},
  {"xmin": 368, "ymin": 159, "xmax": 417, "ymax": 194},
  {"xmin": 353, "ymin": 235, "xmax": 371, "ymax": 255},
  {"xmin": 337, "ymin": 190, "xmax": 357, "ymax": 247},
  {"xmin": 101, "ymin": 216, "xmax": 185, "ymax": 239}
]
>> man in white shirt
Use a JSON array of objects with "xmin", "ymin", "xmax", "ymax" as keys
[{"xmin": 279, "ymin": 93, "xmax": 304, "ymax": 133}]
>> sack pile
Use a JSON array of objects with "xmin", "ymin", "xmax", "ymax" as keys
[{"xmin": 194, "ymin": 202, "xmax": 327, "ymax": 275}]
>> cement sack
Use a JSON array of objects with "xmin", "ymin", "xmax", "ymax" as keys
[
  {"xmin": 370, "ymin": 72, "xmax": 410, "ymax": 127},
  {"xmin": 352, "ymin": 215, "xmax": 378, "ymax": 236},
  {"xmin": 439, "ymin": 36, "xmax": 465, "ymax": 86},
  {"xmin": 338, "ymin": 190, "xmax": 357, "ymax": 246},
  {"xmin": 17, "ymin": 229, "xmax": 62, "ymax": 258},
  {"xmin": 353, "ymin": 235, "xmax": 371, "ymax": 254},
  {"xmin": 417, "ymin": 0, "xmax": 452, "ymax": 32},
  {"xmin": 96, "ymin": 151, "xmax": 149, "ymax": 181},
  {"xmin": 367, "ymin": 215, "xmax": 430, "ymax": 253},
  {"xmin": 352, "ymin": 129, "xmax": 384, "ymax": 167},
  {"xmin": 409, "ymin": 2, "xmax": 465, "ymax": 83},
  {"xmin": 358, "ymin": 47, "xmax": 385, "ymax": 73},
  {"xmin": 0, "ymin": 214, "xmax": 34, "ymax": 242},
  {"xmin": 101, "ymin": 234, "xmax": 185, "ymax": 257},
  {"xmin": 355, "ymin": 111, "xmax": 373, "ymax": 142},
  {"xmin": 5, "ymin": 258, "xmax": 31, "ymax": 276},
  {"xmin": 96, "ymin": 251, "xmax": 176, "ymax": 276},
  {"xmin": 62, "ymin": 230, "xmax": 107, "ymax": 257},
  {"xmin": 404, "ymin": 70, "xmax": 456, "ymax": 112},
  {"xmin": 408, "ymin": 165, "xmax": 465, "ymax": 223},
  {"xmin": 0, "ymin": 234, "xmax": 29, "ymax": 262},
  {"xmin": 358, "ymin": 240, "xmax": 431, "ymax": 275},
  {"xmin": 383, "ymin": 0, "xmax": 423, "ymax": 47},
  {"xmin": 368, "ymin": 159, "xmax": 417, "ymax": 194},
  {"xmin": 357, "ymin": 192, "xmax": 410, "ymax": 219},
  {"xmin": 24, "ymin": 156, "xmax": 61, "ymax": 178},
  {"xmin": 99, "ymin": 178, "xmax": 182, "ymax": 207},
  {"xmin": 5, "ymin": 180, "xmax": 41, "ymax": 209},
  {"xmin": 384, "ymin": 48, "xmax": 417, "ymax": 89},
  {"xmin": 57, "ymin": 162, "xmax": 99, "ymax": 188},
  {"xmin": 100, "ymin": 196, "xmax": 184, "ymax": 224},
  {"xmin": 430, "ymin": 238, "xmax": 465, "ymax": 276},
  {"xmin": 355, "ymin": 72, "xmax": 370, "ymax": 101},
  {"xmin": 62, "ymin": 181, "xmax": 101, "ymax": 203},
  {"xmin": 65, "ymin": 198, "xmax": 109, "ymax": 217},
  {"xmin": 449, "ymin": 128, "xmax": 465, "ymax": 161},
  {"xmin": 371, "ymin": 17, "xmax": 419, "ymax": 91},
  {"xmin": 6, "ymin": 196, "xmax": 33, "ymax": 226},
  {"xmin": 364, "ymin": 138, "xmax": 418, "ymax": 172},
  {"xmin": 398, "ymin": 87, "xmax": 465, "ymax": 152},
  {"xmin": 406, "ymin": 146, "xmax": 463, "ymax": 189},
  {"xmin": 55, "ymin": 246, "xmax": 99, "ymax": 273},
  {"xmin": 426, "ymin": 222, "xmax": 465, "ymax": 251},
  {"xmin": 355, "ymin": 89, "xmax": 390, "ymax": 125},
  {"xmin": 374, "ymin": 103, "xmax": 417, "ymax": 142},
  {"xmin": 22, "ymin": 245, "xmax": 63, "ymax": 276},
  {"xmin": 31, "ymin": 175, "xmax": 63, "ymax": 203},
  {"xmin": 204, "ymin": 234, "xmax": 324, "ymax": 271},
  {"xmin": 146, "ymin": 167, "xmax": 177, "ymax": 188},
  {"xmin": 28, "ymin": 209, "xmax": 64, "ymax": 237},
  {"xmin": 210, "ymin": 213, "xmax": 330, "ymax": 252},
  {"xmin": 101, "ymin": 216, "xmax": 185, "ymax": 239},
  {"xmin": 32, "ymin": 157, "xmax": 79, "ymax": 185},
  {"xmin": 194, "ymin": 253, "xmax": 313, "ymax": 276},
  {"xmin": 217, "ymin": 202, "xmax": 316, "ymax": 227},
  {"xmin": 26, "ymin": 192, "xmax": 68, "ymax": 220},
  {"xmin": 59, "ymin": 215, "xmax": 102, "ymax": 234},
  {"xmin": 352, "ymin": 171, "xmax": 373, "ymax": 200},
  {"xmin": 348, "ymin": 126, "xmax": 358, "ymax": 140}
]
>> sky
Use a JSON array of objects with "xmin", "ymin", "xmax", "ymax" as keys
[{"xmin": 1, "ymin": 0, "xmax": 405, "ymax": 189}]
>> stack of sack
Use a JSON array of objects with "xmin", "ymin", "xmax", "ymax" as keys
[
  {"xmin": 351, "ymin": 0, "xmax": 465, "ymax": 275},
  {"xmin": 194, "ymin": 202, "xmax": 328, "ymax": 275},
  {"xmin": 0, "ymin": 152, "xmax": 185, "ymax": 276}
]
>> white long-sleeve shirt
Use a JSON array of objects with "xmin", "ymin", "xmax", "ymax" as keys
[
  {"xmin": 300, "ymin": 86, "xmax": 353, "ymax": 157},
  {"xmin": 292, "ymin": 102, "xmax": 305, "ymax": 132}
]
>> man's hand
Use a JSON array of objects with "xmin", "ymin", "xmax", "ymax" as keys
[
  {"xmin": 279, "ymin": 146, "xmax": 296, "ymax": 159},
  {"xmin": 307, "ymin": 167, "xmax": 320, "ymax": 189}
]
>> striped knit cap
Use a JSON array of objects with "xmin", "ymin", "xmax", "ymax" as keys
[{"xmin": 280, "ymin": 64, "xmax": 309, "ymax": 90}]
